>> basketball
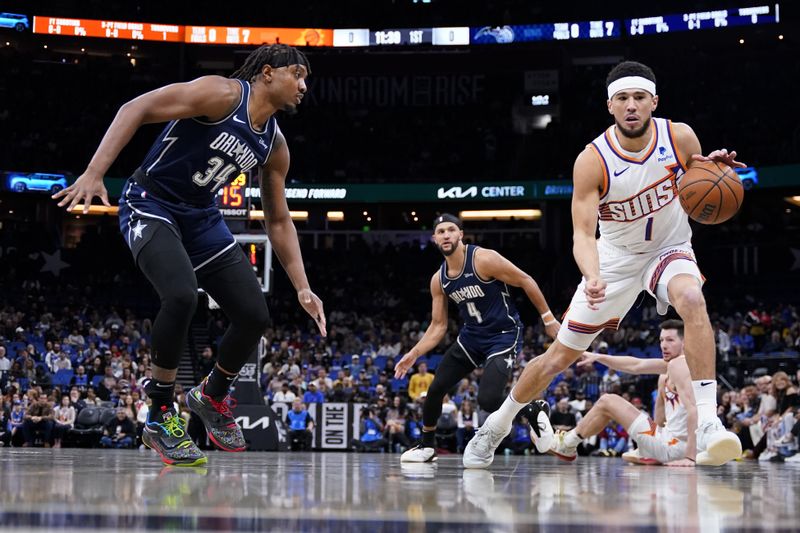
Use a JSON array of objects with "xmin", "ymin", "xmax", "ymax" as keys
[{"xmin": 678, "ymin": 161, "xmax": 744, "ymax": 224}]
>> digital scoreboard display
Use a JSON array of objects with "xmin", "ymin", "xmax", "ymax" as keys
[
  {"xmin": 33, "ymin": 16, "xmax": 183, "ymax": 42},
  {"xmin": 185, "ymin": 26, "xmax": 330, "ymax": 46},
  {"xmin": 470, "ymin": 20, "xmax": 620, "ymax": 44},
  {"xmin": 370, "ymin": 28, "xmax": 433, "ymax": 46},
  {"xmin": 628, "ymin": 4, "xmax": 779, "ymax": 35}
]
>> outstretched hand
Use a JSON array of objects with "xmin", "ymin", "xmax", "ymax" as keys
[
  {"xmin": 691, "ymin": 148, "xmax": 746, "ymax": 169},
  {"xmin": 298, "ymin": 289, "xmax": 327, "ymax": 337},
  {"xmin": 577, "ymin": 352, "xmax": 599, "ymax": 368},
  {"xmin": 52, "ymin": 173, "xmax": 110, "ymax": 214},
  {"xmin": 394, "ymin": 351, "xmax": 417, "ymax": 379}
]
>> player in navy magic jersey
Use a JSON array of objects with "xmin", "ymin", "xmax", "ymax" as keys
[
  {"xmin": 53, "ymin": 45, "xmax": 326, "ymax": 466},
  {"xmin": 396, "ymin": 214, "xmax": 560, "ymax": 463}
]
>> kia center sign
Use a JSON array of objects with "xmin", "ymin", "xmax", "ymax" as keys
[{"xmin": 436, "ymin": 184, "xmax": 526, "ymax": 200}]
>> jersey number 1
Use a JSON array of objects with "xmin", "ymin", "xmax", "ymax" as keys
[
  {"xmin": 644, "ymin": 217, "xmax": 654, "ymax": 241},
  {"xmin": 193, "ymin": 157, "xmax": 238, "ymax": 192},
  {"xmin": 466, "ymin": 302, "xmax": 483, "ymax": 324}
]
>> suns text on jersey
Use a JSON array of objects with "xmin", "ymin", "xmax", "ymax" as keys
[{"xmin": 599, "ymin": 174, "xmax": 677, "ymax": 222}]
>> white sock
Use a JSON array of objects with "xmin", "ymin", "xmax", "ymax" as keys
[
  {"xmin": 692, "ymin": 380, "xmax": 718, "ymax": 423},
  {"xmin": 492, "ymin": 390, "xmax": 527, "ymax": 429},
  {"xmin": 564, "ymin": 429, "xmax": 582, "ymax": 448}
]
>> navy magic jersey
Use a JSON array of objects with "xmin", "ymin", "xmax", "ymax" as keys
[
  {"xmin": 139, "ymin": 79, "xmax": 278, "ymax": 206},
  {"xmin": 440, "ymin": 245, "xmax": 522, "ymax": 336}
]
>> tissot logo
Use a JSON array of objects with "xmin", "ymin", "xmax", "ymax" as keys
[{"xmin": 438, "ymin": 186, "xmax": 478, "ymax": 199}]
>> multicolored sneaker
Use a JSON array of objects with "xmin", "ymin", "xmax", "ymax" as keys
[
  {"xmin": 187, "ymin": 381, "xmax": 247, "ymax": 452},
  {"xmin": 142, "ymin": 406, "xmax": 207, "ymax": 467}
]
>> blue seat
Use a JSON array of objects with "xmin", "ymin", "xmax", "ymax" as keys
[
  {"xmin": 53, "ymin": 369, "xmax": 74, "ymax": 391},
  {"xmin": 391, "ymin": 377, "xmax": 408, "ymax": 391},
  {"xmin": 427, "ymin": 354, "xmax": 443, "ymax": 370},
  {"xmin": 91, "ymin": 375, "xmax": 104, "ymax": 389},
  {"xmin": 8, "ymin": 341, "xmax": 26, "ymax": 354}
]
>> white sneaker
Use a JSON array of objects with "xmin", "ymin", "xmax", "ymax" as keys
[
  {"xmin": 462, "ymin": 414, "xmax": 510, "ymax": 469},
  {"xmin": 528, "ymin": 400, "xmax": 554, "ymax": 453},
  {"xmin": 400, "ymin": 444, "xmax": 437, "ymax": 463},
  {"xmin": 695, "ymin": 418, "xmax": 742, "ymax": 466},
  {"xmin": 785, "ymin": 453, "xmax": 800, "ymax": 463},
  {"xmin": 757, "ymin": 451, "xmax": 776, "ymax": 463},
  {"xmin": 622, "ymin": 448, "xmax": 662, "ymax": 466},
  {"xmin": 548, "ymin": 430, "xmax": 578, "ymax": 462}
]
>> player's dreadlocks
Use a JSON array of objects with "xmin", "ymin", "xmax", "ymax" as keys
[{"xmin": 230, "ymin": 44, "xmax": 311, "ymax": 82}]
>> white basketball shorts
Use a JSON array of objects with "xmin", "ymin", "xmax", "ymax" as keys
[{"xmin": 557, "ymin": 239, "xmax": 703, "ymax": 351}]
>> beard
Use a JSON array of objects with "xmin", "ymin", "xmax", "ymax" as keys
[
  {"xmin": 281, "ymin": 103, "xmax": 299, "ymax": 115},
  {"xmin": 615, "ymin": 115, "xmax": 651, "ymax": 139},
  {"xmin": 437, "ymin": 238, "xmax": 461, "ymax": 257}
]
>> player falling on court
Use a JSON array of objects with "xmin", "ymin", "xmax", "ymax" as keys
[
  {"xmin": 396, "ymin": 213, "xmax": 559, "ymax": 463},
  {"xmin": 464, "ymin": 61, "xmax": 745, "ymax": 468},
  {"xmin": 549, "ymin": 320, "xmax": 697, "ymax": 467},
  {"xmin": 53, "ymin": 44, "xmax": 326, "ymax": 466}
]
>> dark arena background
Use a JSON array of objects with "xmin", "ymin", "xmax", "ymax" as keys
[{"xmin": 1, "ymin": 1, "xmax": 799, "ymax": 531}]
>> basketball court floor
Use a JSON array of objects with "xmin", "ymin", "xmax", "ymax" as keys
[{"xmin": 0, "ymin": 449, "xmax": 796, "ymax": 531}]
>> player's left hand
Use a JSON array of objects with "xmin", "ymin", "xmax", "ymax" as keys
[
  {"xmin": 298, "ymin": 288, "xmax": 327, "ymax": 337},
  {"xmin": 691, "ymin": 148, "xmax": 746, "ymax": 168},
  {"xmin": 544, "ymin": 320, "xmax": 561, "ymax": 339},
  {"xmin": 665, "ymin": 458, "xmax": 695, "ymax": 468}
]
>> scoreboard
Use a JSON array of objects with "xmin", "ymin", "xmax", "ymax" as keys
[
  {"xmin": 628, "ymin": 4, "xmax": 780, "ymax": 35},
  {"xmin": 33, "ymin": 17, "xmax": 182, "ymax": 42},
  {"xmin": 32, "ymin": 4, "xmax": 779, "ymax": 47}
]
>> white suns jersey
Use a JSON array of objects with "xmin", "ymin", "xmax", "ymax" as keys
[
  {"xmin": 589, "ymin": 118, "xmax": 692, "ymax": 253},
  {"xmin": 663, "ymin": 376, "xmax": 689, "ymax": 441}
]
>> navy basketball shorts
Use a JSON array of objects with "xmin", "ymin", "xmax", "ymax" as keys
[
  {"xmin": 118, "ymin": 178, "xmax": 237, "ymax": 271},
  {"xmin": 456, "ymin": 326, "xmax": 522, "ymax": 368}
]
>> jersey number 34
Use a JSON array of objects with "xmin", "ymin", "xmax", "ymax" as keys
[{"xmin": 193, "ymin": 156, "xmax": 238, "ymax": 192}]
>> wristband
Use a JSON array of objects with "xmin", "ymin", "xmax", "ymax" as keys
[
  {"xmin": 541, "ymin": 310, "xmax": 553, "ymax": 319},
  {"xmin": 544, "ymin": 319, "xmax": 558, "ymax": 326}
]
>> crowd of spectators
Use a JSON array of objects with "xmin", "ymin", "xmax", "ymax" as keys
[{"xmin": 1, "ymin": 220, "xmax": 798, "ymax": 457}]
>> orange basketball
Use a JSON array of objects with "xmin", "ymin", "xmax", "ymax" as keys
[{"xmin": 678, "ymin": 161, "xmax": 744, "ymax": 224}]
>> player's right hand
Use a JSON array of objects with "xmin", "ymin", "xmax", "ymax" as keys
[
  {"xmin": 52, "ymin": 172, "xmax": 111, "ymax": 214},
  {"xmin": 577, "ymin": 352, "xmax": 598, "ymax": 367},
  {"xmin": 583, "ymin": 277, "xmax": 607, "ymax": 310},
  {"xmin": 394, "ymin": 351, "xmax": 417, "ymax": 379}
]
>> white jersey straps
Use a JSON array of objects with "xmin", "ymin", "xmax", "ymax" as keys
[{"xmin": 588, "ymin": 118, "xmax": 692, "ymax": 253}]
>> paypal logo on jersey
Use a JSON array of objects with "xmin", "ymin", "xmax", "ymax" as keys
[{"xmin": 657, "ymin": 146, "xmax": 674, "ymax": 162}]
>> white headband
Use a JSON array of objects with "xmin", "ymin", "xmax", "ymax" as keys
[{"xmin": 607, "ymin": 76, "xmax": 656, "ymax": 99}]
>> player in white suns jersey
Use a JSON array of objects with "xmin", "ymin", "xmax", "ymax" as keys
[
  {"xmin": 549, "ymin": 320, "xmax": 696, "ymax": 466},
  {"xmin": 465, "ymin": 61, "xmax": 746, "ymax": 469}
]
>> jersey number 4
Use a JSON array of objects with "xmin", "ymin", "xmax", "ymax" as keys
[
  {"xmin": 193, "ymin": 157, "xmax": 238, "ymax": 192},
  {"xmin": 466, "ymin": 302, "xmax": 484, "ymax": 324}
]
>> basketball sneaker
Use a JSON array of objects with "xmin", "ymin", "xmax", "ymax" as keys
[
  {"xmin": 462, "ymin": 414, "xmax": 511, "ymax": 469},
  {"xmin": 186, "ymin": 380, "xmax": 247, "ymax": 452},
  {"xmin": 400, "ymin": 444, "xmax": 437, "ymax": 463},
  {"xmin": 622, "ymin": 448, "xmax": 662, "ymax": 466},
  {"xmin": 548, "ymin": 430, "xmax": 578, "ymax": 462},
  {"xmin": 695, "ymin": 418, "xmax": 742, "ymax": 466},
  {"xmin": 526, "ymin": 400, "xmax": 554, "ymax": 453},
  {"xmin": 142, "ymin": 406, "xmax": 207, "ymax": 467}
]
